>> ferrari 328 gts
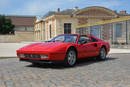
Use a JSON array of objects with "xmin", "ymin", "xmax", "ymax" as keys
[{"xmin": 17, "ymin": 34, "xmax": 110, "ymax": 67}]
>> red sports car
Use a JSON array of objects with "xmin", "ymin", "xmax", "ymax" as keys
[{"xmin": 17, "ymin": 34, "xmax": 110, "ymax": 67}]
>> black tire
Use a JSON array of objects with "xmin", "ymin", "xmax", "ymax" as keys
[
  {"xmin": 97, "ymin": 47, "xmax": 107, "ymax": 60},
  {"xmin": 64, "ymin": 49, "xmax": 77, "ymax": 67},
  {"xmin": 32, "ymin": 62, "xmax": 40, "ymax": 66}
]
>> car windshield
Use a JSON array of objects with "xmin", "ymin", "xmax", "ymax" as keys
[{"xmin": 50, "ymin": 35, "xmax": 77, "ymax": 43}]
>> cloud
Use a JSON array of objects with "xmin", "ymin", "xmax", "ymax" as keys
[
  {"xmin": 75, "ymin": 0, "xmax": 122, "ymax": 8},
  {"xmin": 0, "ymin": 0, "xmax": 129, "ymax": 15},
  {"xmin": 95, "ymin": 0, "xmax": 122, "ymax": 8},
  {"xmin": 68, "ymin": 0, "xmax": 79, "ymax": 2},
  {"xmin": 12, "ymin": 0, "xmax": 64, "ymax": 16}
]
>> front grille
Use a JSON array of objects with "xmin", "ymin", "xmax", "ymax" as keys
[{"xmin": 24, "ymin": 54, "xmax": 41, "ymax": 58}]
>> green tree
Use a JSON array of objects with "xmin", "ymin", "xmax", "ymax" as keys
[{"xmin": 0, "ymin": 15, "xmax": 15, "ymax": 34}]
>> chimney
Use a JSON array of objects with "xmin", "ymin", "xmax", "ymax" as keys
[
  {"xmin": 119, "ymin": 10, "xmax": 127, "ymax": 15},
  {"xmin": 57, "ymin": 8, "xmax": 60, "ymax": 12}
]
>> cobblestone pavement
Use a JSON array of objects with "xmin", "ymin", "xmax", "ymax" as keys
[{"xmin": 0, "ymin": 54, "xmax": 130, "ymax": 87}]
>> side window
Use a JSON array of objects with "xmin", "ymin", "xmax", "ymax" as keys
[
  {"xmin": 54, "ymin": 36, "xmax": 64, "ymax": 42},
  {"xmin": 78, "ymin": 36, "xmax": 90, "ymax": 44}
]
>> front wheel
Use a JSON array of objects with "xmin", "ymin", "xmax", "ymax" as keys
[
  {"xmin": 64, "ymin": 49, "xmax": 77, "ymax": 67},
  {"xmin": 97, "ymin": 47, "xmax": 107, "ymax": 60}
]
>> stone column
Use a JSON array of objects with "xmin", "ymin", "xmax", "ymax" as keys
[
  {"xmin": 126, "ymin": 20, "xmax": 128, "ymax": 44},
  {"xmin": 100, "ymin": 25, "xmax": 103, "ymax": 39},
  {"xmin": 88, "ymin": 27, "xmax": 91, "ymax": 35},
  {"xmin": 112, "ymin": 23, "xmax": 115, "ymax": 44}
]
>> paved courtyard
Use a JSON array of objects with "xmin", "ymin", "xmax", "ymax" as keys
[{"xmin": 0, "ymin": 53, "xmax": 130, "ymax": 87}]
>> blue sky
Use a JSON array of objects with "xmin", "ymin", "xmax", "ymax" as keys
[{"xmin": 0, "ymin": 0, "xmax": 130, "ymax": 17}]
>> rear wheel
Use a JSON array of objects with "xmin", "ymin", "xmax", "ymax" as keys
[
  {"xmin": 64, "ymin": 49, "xmax": 77, "ymax": 67},
  {"xmin": 97, "ymin": 47, "xmax": 106, "ymax": 60}
]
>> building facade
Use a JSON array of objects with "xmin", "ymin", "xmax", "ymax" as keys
[
  {"xmin": 34, "ymin": 20, "xmax": 45, "ymax": 41},
  {"xmin": 0, "ymin": 15, "xmax": 36, "ymax": 42},
  {"xmin": 34, "ymin": 6, "xmax": 130, "ymax": 45},
  {"xmin": 34, "ymin": 11, "xmax": 78, "ymax": 41},
  {"xmin": 77, "ymin": 16, "xmax": 130, "ymax": 45}
]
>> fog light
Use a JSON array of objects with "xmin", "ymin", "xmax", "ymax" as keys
[
  {"xmin": 40, "ymin": 55, "xmax": 48, "ymax": 59},
  {"xmin": 19, "ymin": 54, "xmax": 25, "ymax": 58}
]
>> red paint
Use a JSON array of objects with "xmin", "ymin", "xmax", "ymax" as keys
[{"xmin": 16, "ymin": 34, "xmax": 110, "ymax": 62}]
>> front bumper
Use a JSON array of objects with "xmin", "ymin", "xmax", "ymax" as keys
[
  {"xmin": 17, "ymin": 51, "xmax": 66, "ymax": 62},
  {"xmin": 20, "ymin": 58, "xmax": 53, "ymax": 64},
  {"xmin": 20, "ymin": 58, "xmax": 63, "ymax": 64}
]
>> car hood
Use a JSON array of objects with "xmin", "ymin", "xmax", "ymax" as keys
[{"xmin": 17, "ymin": 42, "xmax": 71, "ymax": 53}]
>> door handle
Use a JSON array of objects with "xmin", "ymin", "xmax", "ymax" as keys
[{"xmin": 93, "ymin": 43, "xmax": 97, "ymax": 47}]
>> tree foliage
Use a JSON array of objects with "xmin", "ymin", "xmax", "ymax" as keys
[{"xmin": 0, "ymin": 15, "xmax": 15, "ymax": 34}]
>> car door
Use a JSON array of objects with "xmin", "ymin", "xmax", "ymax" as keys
[
  {"xmin": 89, "ymin": 36, "xmax": 100, "ymax": 56},
  {"xmin": 84, "ymin": 41, "xmax": 98, "ymax": 57},
  {"xmin": 77, "ymin": 35, "xmax": 98, "ymax": 58}
]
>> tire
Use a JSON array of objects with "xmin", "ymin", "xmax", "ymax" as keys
[
  {"xmin": 97, "ymin": 47, "xmax": 106, "ymax": 60},
  {"xmin": 64, "ymin": 49, "xmax": 77, "ymax": 67},
  {"xmin": 32, "ymin": 62, "xmax": 40, "ymax": 66}
]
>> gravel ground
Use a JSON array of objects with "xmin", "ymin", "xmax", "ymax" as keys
[{"xmin": 0, "ymin": 53, "xmax": 130, "ymax": 87}]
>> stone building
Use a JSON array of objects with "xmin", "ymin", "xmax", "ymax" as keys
[
  {"xmin": 34, "ymin": 20, "xmax": 45, "ymax": 41},
  {"xmin": 34, "ymin": 8, "xmax": 78, "ymax": 41},
  {"xmin": 0, "ymin": 15, "xmax": 36, "ymax": 42},
  {"xmin": 6, "ymin": 15, "xmax": 35, "ymax": 32},
  {"xmin": 34, "ymin": 6, "xmax": 130, "ymax": 45}
]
